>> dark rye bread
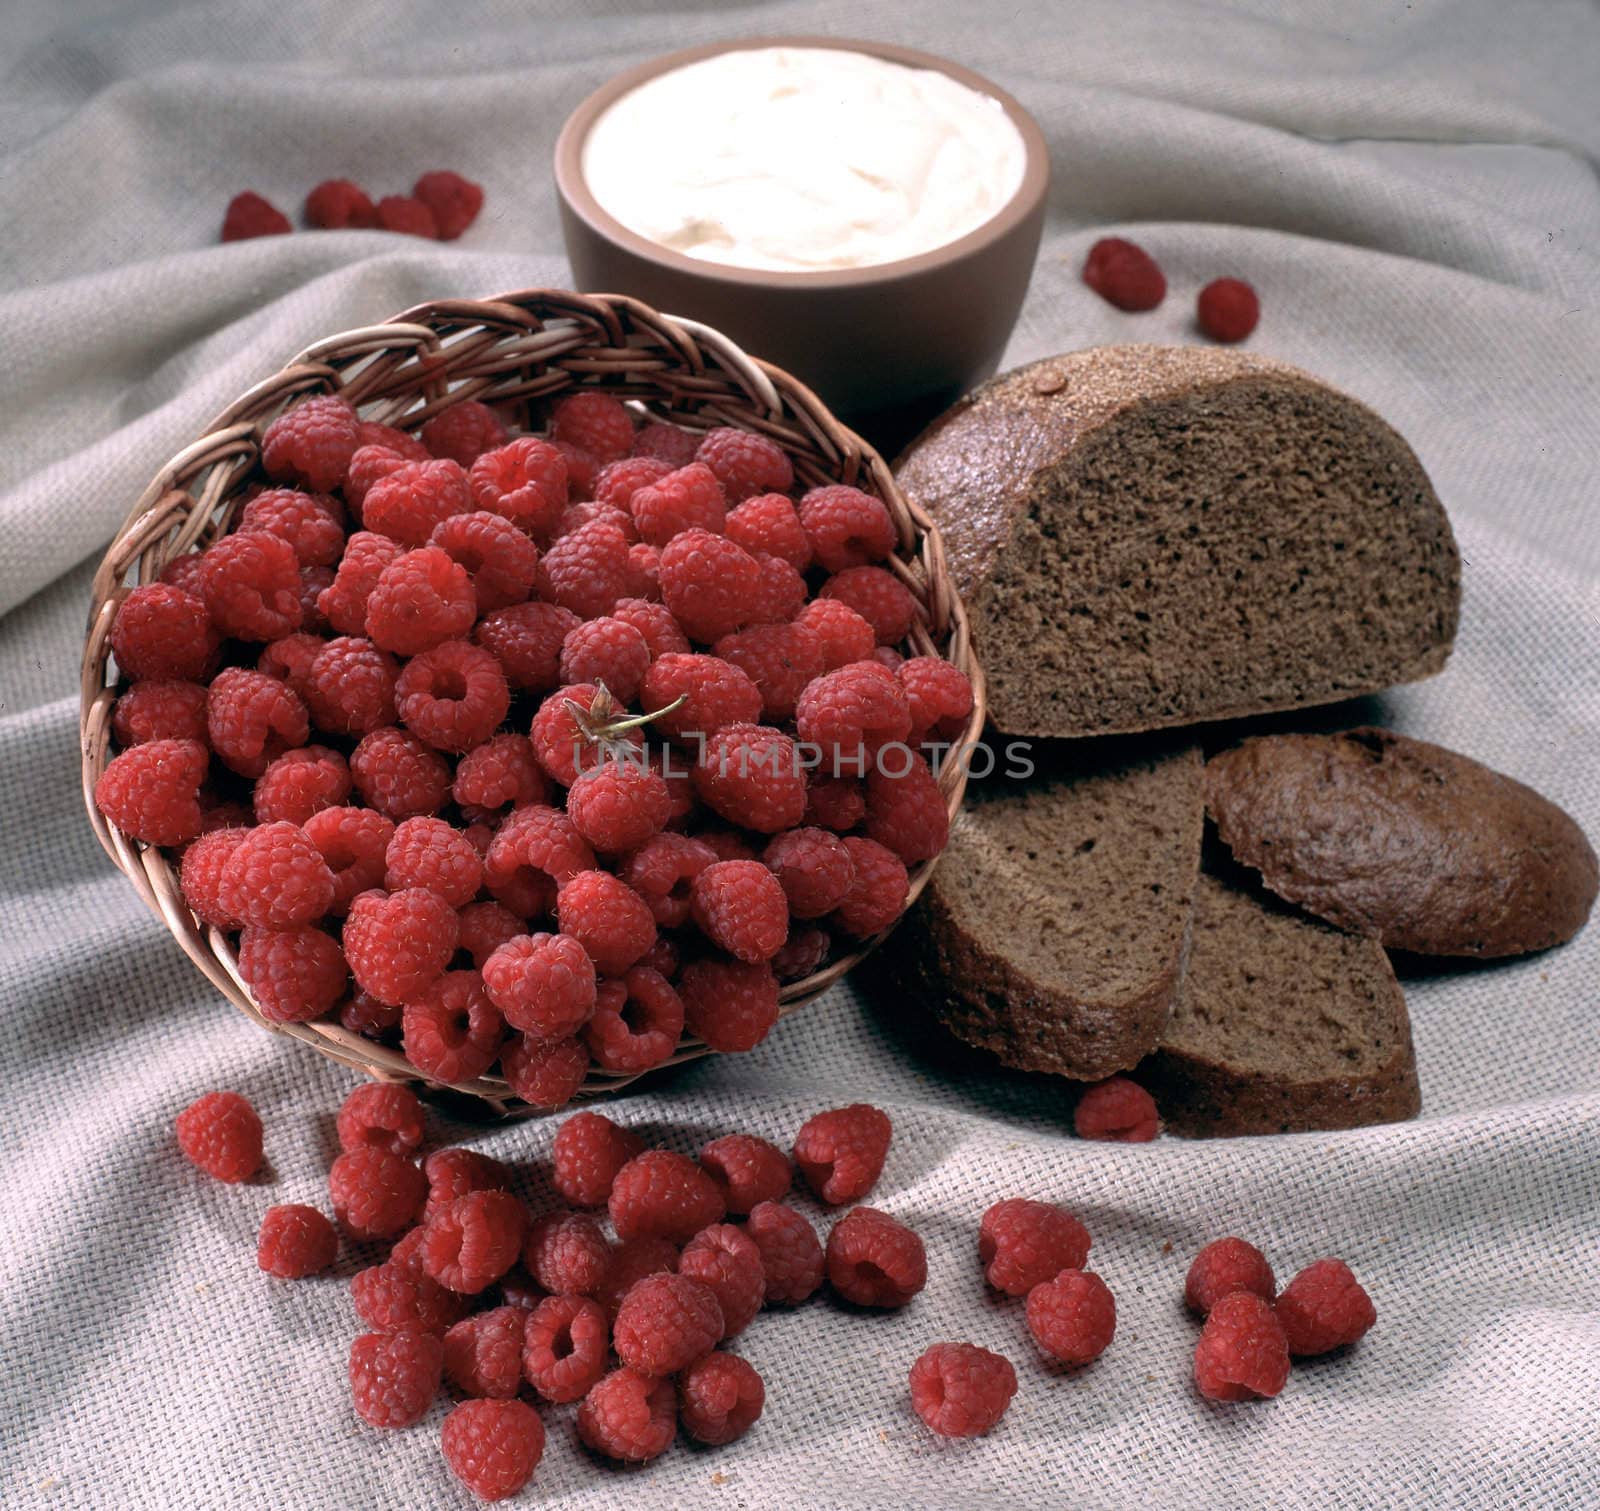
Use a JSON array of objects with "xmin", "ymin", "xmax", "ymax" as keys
[
  {"xmin": 888, "ymin": 741, "xmax": 1204, "ymax": 1081},
  {"xmin": 1206, "ymin": 728, "xmax": 1600, "ymax": 958},
  {"xmin": 1139, "ymin": 868, "xmax": 1420, "ymax": 1137},
  {"xmin": 894, "ymin": 345, "xmax": 1460, "ymax": 739}
]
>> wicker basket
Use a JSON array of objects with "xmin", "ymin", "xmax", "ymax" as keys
[{"xmin": 80, "ymin": 288, "xmax": 985, "ymax": 1116}]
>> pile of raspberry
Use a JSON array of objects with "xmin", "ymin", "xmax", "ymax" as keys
[
  {"xmin": 96, "ymin": 387, "xmax": 973, "ymax": 1107},
  {"xmin": 222, "ymin": 172, "xmax": 484, "ymax": 243},
  {"xmin": 1080, "ymin": 236, "xmax": 1261, "ymax": 343}
]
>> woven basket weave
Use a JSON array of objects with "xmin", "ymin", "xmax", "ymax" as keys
[{"xmin": 80, "ymin": 288, "xmax": 985, "ymax": 1116}]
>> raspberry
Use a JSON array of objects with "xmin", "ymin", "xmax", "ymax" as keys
[
  {"xmin": 908, "ymin": 1343, "xmax": 1017, "ymax": 1438},
  {"xmin": 550, "ymin": 391, "xmax": 635, "ymax": 465},
  {"xmin": 202, "ymin": 531, "xmax": 304, "ymax": 641},
  {"xmin": 429, "ymin": 511, "xmax": 538, "ymax": 612},
  {"xmin": 799, "ymin": 484, "xmax": 897, "ymax": 572},
  {"xmin": 640, "ymin": 653, "xmax": 762, "ymax": 743},
  {"xmin": 1197, "ymin": 276, "xmax": 1260, "ymax": 343},
  {"xmin": 595, "ymin": 456, "xmax": 671, "ymax": 512},
  {"xmin": 317, "ymin": 531, "xmax": 403, "ymax": 635},
  {"xmin": 699, "ymin": 829, "xmax": 760, "ymax": 863},
  {"xmin": 110, "ymin": 584, "xmax": 216, "ymax": 682},
  {"xmin": 872, "ymin": 645, "xmax": 904, "ymax": 672},
  {"xmin": 258, "ymin": 1203, "xmax": 338, "ymax": 1278},
  {"xmin": 680, "ymin": 1224, "xmax": 765, "ymax": 1337},
  {"xmin": 552, "ymin": 1111, "xmax": 644, "ymax": 1208},
  {"xmin": 746, "ymin": 1201, "xmax": 823, "ymax": 1305},
  {"xmin": 441, "ymin": 1398, "xmax": 542, "ymax": 1501},
  {"xmin": 748, "ymin": 553, "xmax": 808, "ymax": 626},
  {"xmin": 350, "ymin": 727, "xmax": 452, "ymax": 820},
  {"xmin": 610, "ymin": 597, "xmax": 689, "ymax": 660},
  {"xmin": 356, "ymin": 422, "xmax": 431, "ymax": 465},
  {"xmin": 796, "ymin": 598, "xmax": 875, "ymax": 672},
  {"xmin": 240, "ymin": 487, "xmax": 346, "ymax": 568},
  {"xmin": 793, "ymin": 1104, "xmax": 892, "ymax": 1206},
  {"xmin": 204, "ymin": 667, "xmax": 306, "ymax": 779},
  {"xmin": 1185, "ymin": 1237, "xmax": 1276, "ymax": 1319},
  {"xmin": 639, "ymin": 937, "xmax": 681, "ymax": 977},
  {"xmin": 680, "ymin": 958, "xmax": 780, "ymax": 1053},
  {"xmin": 345, "ymin": 447, "xmax": 412, "ymax": 519},
  {"xmin": 352, "ymin": 1259, "xmax": 468, "ymax": 1334},
  {"xmin": 614, "ymin": 1272, "xmax": 724, "ymax": 1376},
  {"xmin": 634, "ymin": 421, "xmax": 699, "ymax": 468},
  {"xmin": 819, "ymin": 566, "xmax": 918, "ymax": 645},
  {"xmin": 175, "ymin": 1090, "xmax": 262, "ymax": 1182},
  {"xmin": 365, "ymin": 546, "xmax": 477, "ymax": 656},
  {"xmin": 222, "ymin": 190, "xmax": 291, "ymax": 241},
  {"xmin": 899, "ymin": 656, "xmax": 975, "ymax": 742},
  {"xmin": 337, "ymin": 1081, "xmax": 425, "ymax": 1156},
  {"xmin": 714, "ymin": 624, "xmax": 823, "ymax": 722},
  {"xmin": 469, "ymin": 438, "xmax": 568, "ymax": 537},
  {"xmin": 413, "ymin": 170, "xmax": 484, "ymax": 240},
  {"xmin": 349, "ymin": 1329, "xmax": 442, "ymax": 1428},
  {"xmin": 523, "ymin": 1295, "xmax": 610, "ymax": 1403},
  {"xmin": 158, "ymin": 553, "xmax": 208, "ymax": 596},
  {"xmin": 772, "ymin": 926, "xmax": 830, "ymax": 980},
  {"xmin": 456, "ymin": 900, "xmax": 524, "ymax": 968},
  {"xmin": 584, "ymin": 967, "xmax": 684, "ymax": 1074},
  {"xmin": 344, "ymin": 887, "xmax": 459, "ymax": 1004},
  {"xmin": 832, "ymin": 837, "xmax": 909, "ymax": 937},
  {"xmin": 218, "ymin": 821, "xmax": 336, "ymax": 927},
  {"xmin": 501, "ymin": 1032, "xmax": 590, "ymax": 1108},
  {"xmin": 700, "ymin": 1134, "xmax": 790, "ymax": 1216},
  {"xmin": 620, "ymin": 832, "xmax": 715, "ymax": 927},
  {"xmin": 95, "ymin": 738, "xmax": 208, "ymax": 846},
  {"xmin": 1074, "ymin": 1076, "xmax": 1161, "ymax": 1142},
  {"xmin": 377, "ymin": 195, "xmax": 438, "ymax": 237},
  {"xmin": 628, "ymin": 462, "xmax": 727, "ymax": 546},
  {"xmin": 475, "ymin": 601, "xmax": 580, "ymax": 692},
  {"xmin": 303, "ymin": 805, "xmax": 394, "ymax": 913},
  {"xmin": 864, "ymin": 754, "xmax": 949, "ymax": 864},
  {"xmin": 343, "ymin": 989, "xmax": 403, "ymax": 1039},
  {"xmin": 255, "ymin": 625, "xmax": 320, "ymax": 691},
  {"xmin": 659, "ymin": 529, "xmax": 760, "ymax": 642},
  {"xmin": 1026, "ymin": 1269, "xmax": 1117, "ymax": 1365},
  {"xmin": 443, "ymin": 1307, "xmax": 528, "ymax": 1400},
  {"xmin": 238, "ymin": 925, "xmax": 346, "ymax": 1022},
  {"xmin": 597, "ymin": 1236, "xmax": 681, "ymax": 1320},
  {"xmin": 389, "ymin": 1225, "xmax": 430, "ymax": 1272},
  {"xmin": 331, "ymin": 1147, "xmax": 427, "ymax": 1239},
  {"xmin": 395, "ymin": 640, "xmax": 509, "ymax": 754},
  {"xmin": 826, "ymin": 1206, "xmax": 927, "ymax": 1307},
  {"xmin": 1082, "ymin": 236, "xmax": 1167, "ymax": 311},
  {"xmin": 763, "ymin": 828, "xmax": 853, "ymax": 919},
  {"xmin": 559, "ymin": 617, "xmax": 651, "ymax": 704},
  {"xmin": 383, "ymin": 817, "xmax": 483, "ymax": 907},
  {"xmin": 540, "ymin": 521, "xmax": 633, "ymax": 618},
  {"xmin": 553, "ymin": 443, "xmax": 601, "ymax": 499},
  {"xmin": 979, "ymin": 1198, "xmax": 1092, "ymax": 1297},
  {"xmin": 525, "ymin": 1210, "xmax": 612, "ymax": 1297},
  {"xmin": 690, "ymin": 859, "xmax": 789, "ymax": 963},
  {"xmin": 652, "ymin": 746, "xmax": 697, "ymax": 825},
  {"xmin": 253, "ymin": 745, "xmax": 350, "ymax": 825},
  {"xmin": 180, "ymin": 826, "xmax": 249, "ymax": 927},
  {"xmin": 423, "ymin": 1189, "xmax": 529, "ymax": 1294},
  {"xmin": 1193, "ymin": 1291, "xmax": 1291, "ymax": 1401},
  {"xmin": 609, "ymin": 1149, "xmax": 726, "ymax": 1244},
  {"xmin": 454, "ymin": 735, "xmax": 547, "ymax": 822},
  {"xmin": 112, "ymin": 680, "xmax": 209, "ymax": 753},
  {"xmin": 726, "ymin": 491, "xmax": 811, "ymax": 570},
  {"xmin": 484, "ymin": 803, "xmax": 594, "ymax": 915},
  {"xmin": 304, "ymin": 178, "xmax": 377, "ymax": 229},
  {"xmin": 423, "ymin": 1147, "xmax": 512, "ymax": 1222},
  {"xmin": 363, "ymin": 459, "xmax": 472, "ymax": 547},
  {"xmin": 804, "ymin": 775, "xmax": 865, "ymax": 832},
  {"xmin": 557, "ymin": 500, "xmax": 637, "ymax": 542},
  {"xmin": 693, "ymin": 723, "xmax": 807, "ymax": 833},
  {"xmin": 577, "ymin": 1368, "xmax": 676, "ymax": 1463},
  {"xmin": 422, "ymin": 401, "xmax": 510, "ymax": 468},
  {"xmin": 262, "ymin": 395, "xmax": 360, "ymax": 493},
  {"xmin": 1275, "ymin": 1259, "xmax": 1376, "ymax": 1356},
  {"xmin": 556, "ymin": 870, "xmax": 656, "ymax": 975},
  {"xmin": 626, "ymin": 542, "xmax": 661, "ymax": 598},
  {"xmin": 796, "ymin": 663, "xmax": 912, "ymax": 772},
  {"xmin": 696, "ymin": 427, "xmax": 793, "ymax": 503},
  {"xmin": 483, "ymin": 932, "xmax": 596, "ymax": 1037},
  {"xmin": 678, "ymin": 1352, "xmax": 764, "ymax": 1446}
]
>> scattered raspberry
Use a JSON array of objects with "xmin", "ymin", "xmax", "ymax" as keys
[
  {"xmin": 659, "ymin": 529, "xmax": 760, "ymax": 642},
  {"xmin": 633, "ymin": 421, "xmax": 699, "ymax": 468},
  {"xmin": 827, "ymin": 1207, "xmax": 926, "ymax": 1307},
  {"xmin": 577, "ymin": 1368, "xmax": 677, "ymax": 1463},
  {"xmin": 317, "ymin": 531, "xmax": 403, "ymax": 635},
  {"xmin": 979, "ymin": 1199, "xmax": 1092, "ymax": 1297},
  {"xmin": 377, "ymin": 195, "xmax": 439, "ymax": 237},
  {"xmin": 202, "ymin": 531, "xmax": 304, "ymax": 641},
  {"xmin": 423, "ymin": 1147, "xmax": 511, "ymax": 1223},
  {"xmin": 864, "ymin": 754, "xmax": 949, "ymax": 864},
  {"xmin": 745, "ymin": 1201, "xmax": 823, "ymax": 1305},
  {"xmin": 609, "ymin": 1149, "xmax": 726, "ymax": 1244},
  {"xmin": 257, "ymin": 1203, "xmax": 338, "ymax": 1278},
  {"xmin": 818, "ymin": 566, "xmax": 918, "ymax": 645},
  {"xmin": 1074, "ymin": 1076, "xmax": 1161, "ymax": 1142},
  {"xmin": 696, "ymin": 427, "xmax": 793, "ymax": 503},
  {"xmin": 395, "ymin": 638, "xmax": 509, "ymax": 753},
  {"xmin": 614, "ymin": 1272, "xmax": 724, "ymax": 1376},
  {"xmin": 1184, "ymin": 1237, "xmax": 1276, "ymax": 1316},
  {"xmin": 111, "ymin": 584, "xmax": 216, "ymax": 682},
  {"xmin": 680, "ymin": 958, "xmax": 780, "ymax": 1054},
  {"xmin": 803, "ymin": 775, "xmax": 865, "ymax": 832},
  {"xmin": 908, "ymin": 1343, "xmax": 1017, "ymax": 1438},
  {"xmin": 831, "ymin": 837, "xmax": 909, "ymax": 937},
  {"xmin": 687, "ymin": 859, "xmax": 787, "ymax": 963},
  {"xmin": 304, "ymin": 178, "xmax": 377, "ymax": 229},
  {"xmin": 352, "ymin": 1258, "xmax": 468, "ymax": 1335},
  {"xmin": 1197, "ymin": 277, "xmax": 1260, "ymax": 343},
  {"xmin": 799, "ymin": 484, "xmax": 897, "ymax": 572},
  {"xmin": 680, "ymin": 1224, "xmax": 765, "ymax": 1337},
  {"xmin": 796, "ymin": 663, "xmax": 912, "ymax": 770},
  {"xmin": 363, "ymin": 459, "xmax": 472, "ymax": 547},
  {"xmin": 413, "ymin": 170, "xmax": 484, "ymax": 241},
  {"xmin": 330, "ymin": 1146, "xmax": 427, "ymax": 1240},
  {"xmin": 302, "ymin": 804, "xmax": 394, "ymax": 913},
  {"xmin": 179, "ymin": 825, "xmax": 249, "ymax": 927},
  {"xmin": 364, "ymin": 546, "xmax": 477, "ymax": 656},
  {"xmin": 678, "ymin": 1352, "xmax": 764, "ymax": 1446},
  {"xmin": 725, "ymin": 491, "xmax": 812, "ymax": 570},
  {"xmin": 442, "ymin": 1306, "xmax": 528, "ymax": 1400},
  {"xmin": 1026, "ymin": 1269, "xmax": 1116, "ymax": 1364},
  {"xmin": 475, "ymin": 601, "xmax": 580, "ymax": 692},
  {"xmin": 469, "ymin": 438, "xmax": 568, "ymax": 537},
  {"xmin": 501, "ymin": 1031, "xmax": 590, "ymax": 1108},
  {"xmin": 238, "ymin": 924, "xmax": 347, "ymax": 1022},
  {"xmin": 796, "ymin": 598, "xmax": 876, "ymax": 671},
  {"xmin": 344, "ymin": 886, "xmax": 459, "ymax": 1004},
  {"xmin": 175, "ymin": 1090, "xmax": 262, "ymax": 1182},
  {"xmin": 1274, "ymin": 1259, "xmax": 1375, "ymax": 1356},
  {"xmin": 336, "ymin": 1081, "xmax": 424, "ymax": 1157},
  {"xmin": 764, "ymin": 827, "xmax": 855, "ymax": 918},
  {"xmin": 552, "ymin": 1111, "xmax": 645, "ymax": 1208},
  {"xmin": 1193, "ymin": 1291, "xmax": 1290, "ymax": 1402},
  {"xmin": 628, "ymin": 462, "xmax": 727, "ymax": 546},
  {"xmin": 526, "ymin": 1210, "xmax": 612, "ymax": 1297},
  {"xmin": 640, "ymin": 653, "xmax": 763, "ymax": 742},
  {"xmin": 222, "ymin": 191, "xmax": 291, "ymax": 241},
  {"xmin": 429, "ymin": 511, "xmax": 539, "ymax": 613},
  {"xmin": 262, "ymin": 395, "xmax": 361, "ymax": 494},
  {"xmin": 700, "ymin": 1135, "xmax": 790, "ymax": 1216},
  {"xmin": 772, "ymin": 926, "xmax": 830, "ymax": 981},
  {"xmin": 453, "ymin": 735, "xmax": 546, "ymax": 822},
  {"xmin": 350, "ymin": 727, "xmax": 452, "ymax": 820},
  {"xmin": 253, "ymin": 744, "xmax": 350, "ymax": 825},
  {"xmin": 621, "ymin": 832, "xmax": 717, "ymax": 927},
  {"xmin": 240, "ymin": 487, "xmax": 345, "ymax": 568},
  {"xmin": 540, "ymin": 522, "xmax": 634, "ymax": 619},
  {"xmin": 440, "ymin": 1397, "xmax": 543, "ymax": 1501},
  {"xmin": 1082, "ymin": 236, "xmax": 1167, "ymax": 312},
  {"xmin": 217, "ymin": 821, "xmax": 336, "ymax": 928},
  {"xmin": 454, "ymin": 897, "xmax": 521, "ymax": 963},
  {"xmin": 422, "ymin": 401, "xmax": 510, "ymax": 469},
  {"xmin": 793, "ymin": 1104, "xmax": 891, "ymax": 1206},
  {"xmin": 693, "ymin": 723, "xmax": 808, "ymax": 833},
  {"xmin": 206, "ymin": 667, "xmax": 308, "ymax": 779},
  {"xmin": 404, "ymin": 970, "xmax": 505, "ymax": 1083},
  {"xmin": 584, "ymin": 968, "xmax": 684, "ymax": 1074},
  {"xmin": 596, "ymin": 1236, "xmax": 680, "ymax": 1321},
  {"xmin": 483, "ymin": 803, "xmax": 594, "ymax": 916},
  {"xmin": 349, "ymin": 1329, "xmax": 442, "ymax": 1428},
  {"xmin": 423, "ymin": 1189, "xmax": 529, "ymax": 1294},
  {"xmin": 523, "ymin": 1294, "xmax": 610, "ymax": 1404},
  {"xmin": 95, "ymin": 738, "xmax": 208, "ymax": 847},
  {"xmin": 556, "ymin": 870, "xmax": 656, "ymax": 975},
  {"xmin": 550, "ymin": 391, "xmax": 635, "ymax": 466},
  {"xmin": 714, "ymin": 623, "xmax": 823, "ymax": 722}
]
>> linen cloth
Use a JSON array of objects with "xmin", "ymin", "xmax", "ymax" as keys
[{"xmin": 2, "ymin": 1, "xmax": 1598, "ymax": 1506}]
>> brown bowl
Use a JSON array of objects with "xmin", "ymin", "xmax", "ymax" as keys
[{"xmin": 554, "ymin": 36, "xmax": 1049, "ymax": 449}]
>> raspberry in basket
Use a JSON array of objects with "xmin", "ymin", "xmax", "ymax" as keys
[
  {"xmin": 763, "ymin": 828, "xmax": 853, "ymax": 919},
  {"xmin": 526, "ymin": 1210, "xmax": 612, "ymax": 1297},
  {"xmin": 803, "ymin": 775, "xmax": 865, "ymax": 833},
  {"xmin": 552, "ymin": 1110, "xmax": 645, "ymax": 1208},
  {"xmin": 453, "ymin": 734, "xmax": 547, "ymax": 821},
  {"xmin": 395, "ymin": 639, "xmax": 509, "ymax": 754},
  {"xmin": 345, "ymin": 446, "xmax": 411, "ymax": 518},
  {"xmin": 566, "ymin": 761, "xmax": 672, "ymax": 855},
  {"xmin": 693, "ymin": 723, "xmax": 808, "ymax": 833},
  {"xmin": 744, "ymin": 1201, "xmax": 822, "ymax": 1305},
  {"xmin": 864, "ymin": 755, "xmax": 949, "ymax": 866},
  {"xmin": 259, "ymin": 630, "xmax": 324, "ymax": 697},
  {"xmin": 364, "ymin": 546, "xmax": 477, "ymax": 656},
  {"xmin": 501, "ymin": 1031, "xmax": 590, "ymax": 1108},
  {"xmin": 175, "ymin": 1090, "xmax": 262, "ymax": 1183},
  {"xmin": 557, "ymin": 500, "xmax": 636, "ymax": 543},
  {"xmin": 793, "ymin": 1104, "xmax": 891, "ymax": 1206},
  {"xmin": 95, "ymin": 738, "xmax": 208, "ymax": 847},
  {"xmin": 1193, "ymin": 1291, "xmax": 1290, "ymax": 1402},
  {"xmin": 423, "ymin": 1189, "xmax": 529, "ymax": 1294},
  {"xmin": 909, "ymin": 1343, "xmax": 1017, "ymax": 1438},
  {"xmin": 239, "ymin": 487, "xmax": 345, "ymax": 568},
  {"xmin": 818, "ymin": 565, "xmax": 918, "ymax": 645},
  {"xmin": 577, "ymin": 1367, "xmax": 677, "ymax": 1463},
  {"xmin": 795, "ymin": 598, "xmax": 874, "ymax": 673},
  {"xmin": 614, "ymin": 1272, "xmax": 724, "ymax": 1377},
  {"xmin": 700, "ymin": 1134, "xmax": 790, "ymax": 1216},
  {"xmin": 349, "ymin": 727, "xmax": 451, "ymax": 821},
  {"xmin": 257, "ymin": 1203, "xmax": 338, "ymax": 1278},
  {"xmin": 979, "ymin": 1198, "xmax": 1092, "ymax": 1297},
  {"xmin": 826, "ymin": 1206, "xmax": 927, "ymax": 1307},
  {"xmin": 680, "ymin": 1224, "xmax": 765, "ymax": 1337},
  {"xmin": 523, "ymin": 1294, "xmax": 610, "ymax": 1404},
  {"xmin": 218, "ymin": 821, "xmax": 336, "ymax": 928},
  {"xmin": 316, "ymin": 532, "xmax": 403, "ymax": 636},
  {"xmin": 469, "ymin": 438, "xmax": 568, "ymax": 537},
  {"xmin": 551, "ymin": 391, "xmax": 635, "ymax": 465},
  {"xmin": 238, "ymin": 924, "xmax": 347, "ymax": 1022},
  {"xmin": 690, "ymin": 859, "xmax": 789, "ymax": 964},
  {"xmin": 344, "ymin": 887, "xmax": 458, "ymax": 1004},
  {"xmin": 1274, "ymin": 1258, "xmax": 1376, "ymax": 1356},
  {"xmin": 330, "ymin": 1146, "xmax": 426, "ymax": 1240},
  {"xmin": 413, "ymin": 170, "xmax": 484, "ymax": 241},
  {"xmin": 355, "ymin": 421, "xmax": 431, "ymax": 465},
  {"xmin": 1082, "ymin": 236, "xmax": 1167, "ymax": 312},
  {"xmin": 1026, "ymin": 1269, "xmax": 1117, "ymax": 1365},
  {"xmin": 342, "ymin": 989, "xmax": 402, "ymax": 1039},
  {"xmin": 678, "ymin": 1352, "xmax": 765, "ymax": 1446},
  {"xmin": 595, "ymin": 455, "xmax": 670, "ymax": 510},
  {"xmin": 205, "ymin": 667, "xmax": 308, "ymax": 779},
  {"xmin": 621, "ymin": 832, "xmax": 717, "ymax": 928},
  {"xmin": 541, "ymin": 521, "xmax": 634, "ymax": 619},
  {"xmin": 556, "ymin": 870, "xmax": 656, "ymax": 975},
  {"xmin": 455, "ymin": 901, "xmax": 523, "ymax": 968},
  {"xmin": 611, "ymin": 597, "xmax": 689, "ymax": 659},
  {"xmin": 696, "ymin": 426, "xmax": 793, "ymax": 503},
  {"xmin": 898, "ymin": 656, "xmax": 975, "ymax": 742},
  {"xmin": 796, "ymin": 663, "xmax": 912, "ymax": 769},
  {"xmin": 483, "ymin": 931, "xmax": 596, "ymax": 1039},
  {"xmin": 422, "ymin": 401, "xmax": 509, "ymax": 468},
  {"xmin": 110, "ymin": 583, "xmax": 216, "ymax": 683},
  {"xmin": 349, "ymin": 1328, "xmax": 442, "ymax": 1428},
  {"xmin": 629, "ymin": 462, "xmax": 727, "ymax": 546},
  {"xmin": 363, "ymin": 458, "xmax": 472, "ymax": 547},
  {"xmin": 429, "ymin": 511, "xmax": 539, "ymax": 613},
  {"xmin": 377, "ymin": 195, "xmax": 439, "ymax": 237},
  {"xmin": 383, "ymin": 816, "xmax": 482, "ymax": 907},
  {"xmin": 584, "ymin": 968, "xmax": 683, "ymax": 1074},
  {"xmin": 1197, "ymin": 277, "xmax": 1260, "ymax": 344},
  {"xmin": 441, "ymin": 1397, "xmax": 544, "ymax": 1501},
  {"xmin": 221, "ymin": 190, "xmax": 291, "ymax": 241},
  {"xmin": 831, "ymin": 837, "xmax": 909, "ymax": 937},
  {"xmin": 337, "ymin": 1081, "xmax": 425, "ymax": 1157},
  {"xmin": 304, "ymin": 178, "xmax": 377, "ymax": 230},
  {"xmin": 1075, "ymin": 1076, "xmax": 1161, "ymax": 1143},
  {"xmin": 726, "ymin": 490, "xmax": 812, "ymax": 570},
  {"xmin": 476, "ymin": 601, "xmax": 581, "ymax": 693},
  {"xmin": 483, "ymin": 803, "xmax": 593, "ymax": 915},
  {"xmin": 659, "ymin": 529, "xmax": 761, "ymax": 643},
  {"xmin": 715, "ymin": 623, "xmax": 823, "ymax": 723},
  {"xmin": 634, "ymin": 420, "xmax": 699, "ymax": 469},
  {"xmin": 640, "ymin": 653, "xmax": 762, "ymax": 742},
  {"xmin": 180, "ymin": 825, "xmax": 249, "ymax": 928},
  {"xmin": 680, "ymin": 957, "xmax": 780, "ymax": 1054},
  {"xmin": 799, "ymin": 484, "xmax": 897, "ymax": 572},
  {"xmin": 262, "ymin": 394, "xmax": 361, "ymax": 494},
  {"xmin": 1185, "ymin": 1237, "xmax": 1276, "ymax": 1316},
  {"xmin": 352, "ymin": 1258, "xmax": 467, "ymax": 1335},
  {"xmin": 559, "ymin": 616, "xmax": 650, "ymax": 703},
  {"xmin": 252, "ymin": 744, "xmax": 350, "ymax": 825},
  {"xmin": 405, "ymin": 972, "xmax": 505, "ymax": 1082},
  {"xmin": 201, "ymin": 530, "xmax": 304, "ymax": 641},
  {"xmin": 303, "ymin": 804, "xmax": 393, "ymax": 914},
  {"xmin": 442, "ymin": 1306, "xmax": 527, "ymax": 1400},
  {"xmin": 609, "ymin": 1149, "xmax": 726, "ymax": 1244},
  {"xmin": 772, "ymin": 926, "xmax": 830, "ymax": 981}
]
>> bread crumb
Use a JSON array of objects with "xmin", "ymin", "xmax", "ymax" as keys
[
  {"xmin": 711, "ymin": 1471, "xmax": 727, "ymax": 1487},
  {"xmin": 879, "ymin": 1428, "xmax": 890, "ymax": 1444},
  {"xmin": 1161, "ymin": 1239, "xmax": 1173, "ymax": 1255},
  {"xmin": 37, "ymin": 1477, "xmax": 61, "ymax": 1492}
]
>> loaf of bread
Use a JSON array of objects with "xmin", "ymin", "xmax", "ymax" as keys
[{"xmin": 894, "ymin": 346, "xmax": 1460, "ymax": 739}]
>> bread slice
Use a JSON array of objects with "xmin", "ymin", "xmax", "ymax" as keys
[
  {"xmin": 1139, "ymin": 866, "xmax": 1420, "ymax": 1137},
  {"xmin": 1205, "ymin": 728, "xmax": 1599, "ymax": 958},
  {"xmin": 894, "ymin": 345, "xmax": 1460, "ymax": 739},
  {"xmin": 887, "ymin": 740, "xmax": 1204, "ymax": 1080}
]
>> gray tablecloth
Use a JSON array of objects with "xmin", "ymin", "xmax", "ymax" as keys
[{"xmin": 2, "ymin": 2, "xmax": 1597, "ymax": 1507}]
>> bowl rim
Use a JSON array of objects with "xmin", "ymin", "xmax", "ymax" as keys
[{"xmin": 553, "ymin": 34, "xmax": 1051, "ymax": 290}]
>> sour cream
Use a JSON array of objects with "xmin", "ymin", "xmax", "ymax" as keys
[{"xmin": 580, "ymin": 46, "xmax": 1028, "ymax": 274}]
